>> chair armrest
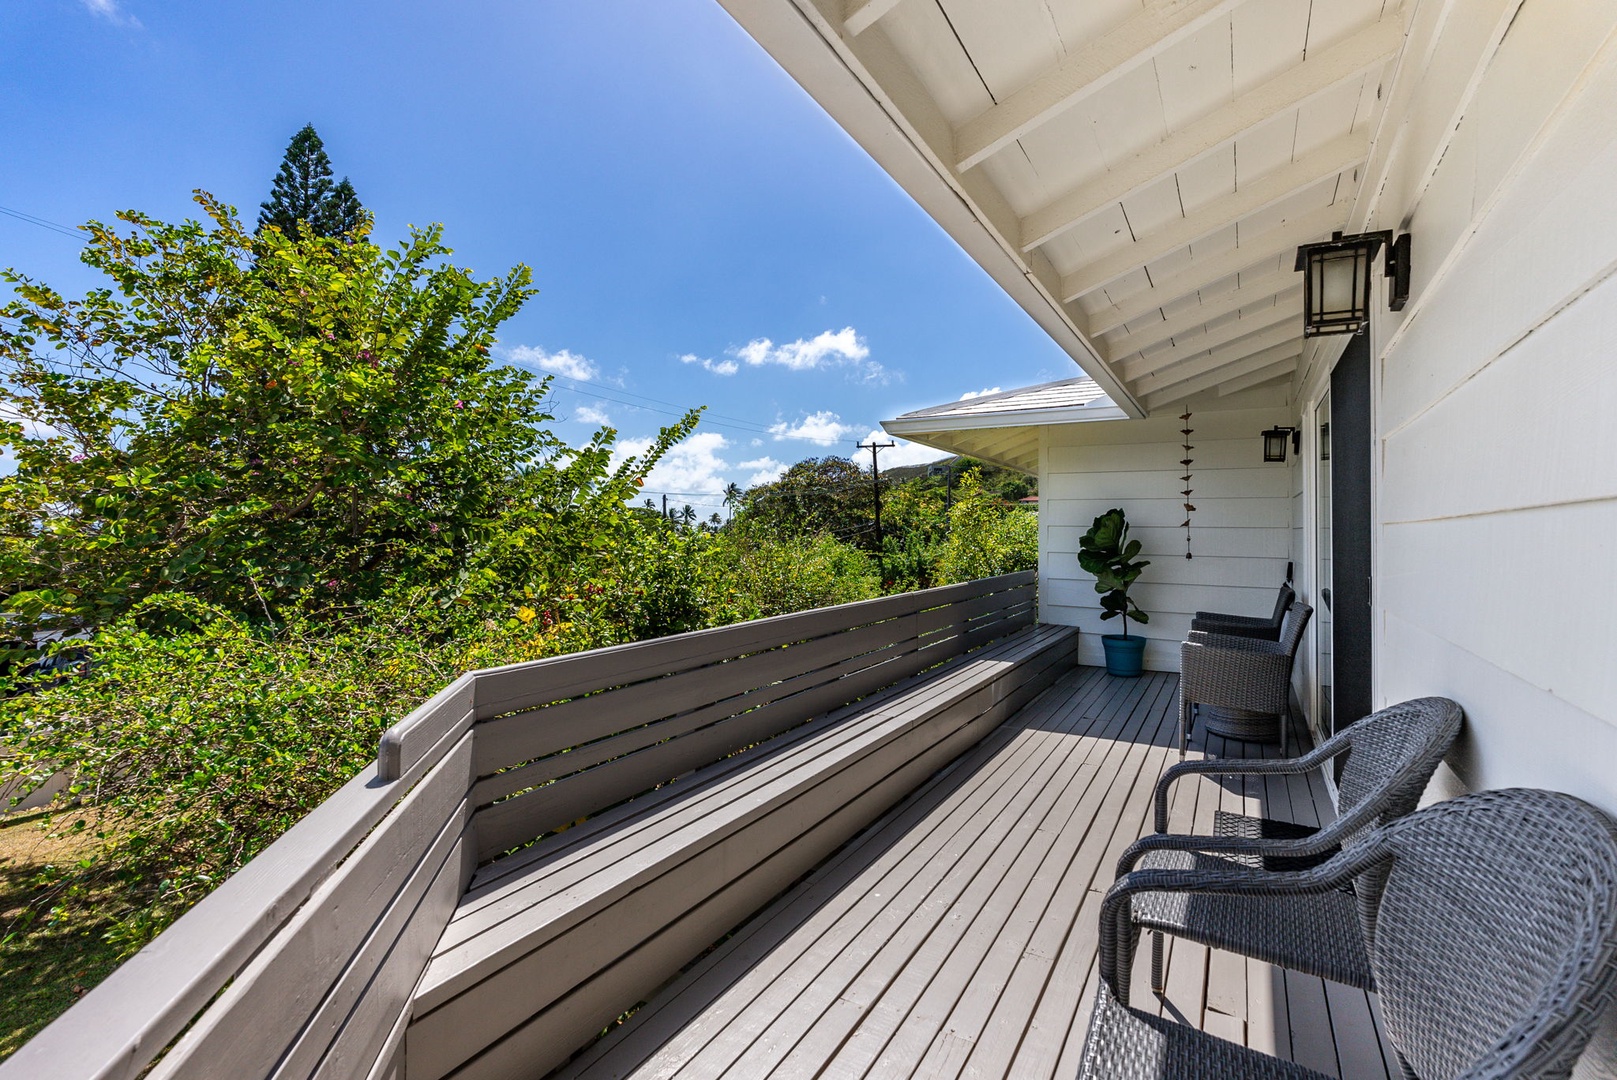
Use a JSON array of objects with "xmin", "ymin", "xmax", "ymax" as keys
[
  {"xmin": 1180, "ymin": 640, "xmax": 1292, "ymax": 714},
  {"xmin": 1116, "ymin": 827, "xmax": 1342, "ymax": 878},
  {"xmin": 1150, "ymin": 748, "xmax": 1337, "ymax": 832},
  {"xmin": 1097, "ymin": 842, "xmax": 1387, "ymax": 1004}
]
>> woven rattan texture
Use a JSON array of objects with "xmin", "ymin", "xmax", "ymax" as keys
[{"xmin": 1077, "ymin": 985, "xmax": 1332, "ymax": 1080}]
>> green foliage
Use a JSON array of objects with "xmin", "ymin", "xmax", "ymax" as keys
[
  {"xmin": 257, "ymin": 125, "xmax": 365, "ymax": 240},
  {"xmin": 935, "ymin": 470, "xmax": 1039, "ymax": 584},
  {"xmin": 0, "ymin": 591, "xmax": 601, "ymax": 951},
  {"xmin": 718, "ymin": 530, "xmax": 881, "ymax": 618},
  {"xmin": 1077, "ymin": 507, "xmax": 1150, "ymax": 635},
  {"xmin": 0, "ymin": 192, "xmax": 692, "ymax": 632},
  {"xmin": 738, "ymin": 457, "xmax": 874, "ymax": 547}
]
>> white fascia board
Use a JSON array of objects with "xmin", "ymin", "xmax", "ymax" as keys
[
  {"xmin": 883, "ymin": 404, "xmax": 1130, "ymax": 437},
  {"xmin": 715, "ymin": 0, "xmax": 1146, "ymax": 418}
]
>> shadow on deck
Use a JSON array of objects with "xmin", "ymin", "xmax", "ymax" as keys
[{"xmin": 557, "ymin": 666, "xmax": 1398, "ymax": 1080}]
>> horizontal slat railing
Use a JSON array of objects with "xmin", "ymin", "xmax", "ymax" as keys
[
  {"xmin": 0, "ymin": 572, "xmax": 1038, "ymax": 1080},
  {"xmin": 466, "ymin": 574, "xmax": 1035, "ymax": 861}
]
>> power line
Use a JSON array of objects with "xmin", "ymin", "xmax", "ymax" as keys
[{"xmin": 0, "ymin": 205, "xmax": 85, "ymax": 242}]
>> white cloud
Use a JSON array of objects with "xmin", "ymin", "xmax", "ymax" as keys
[
  {"xmin": 861, "ymin": 429, "xmax": 950, "ymax": 468},
  {"xmin": 679, "ymin": 353, "xmax": 739, "ymax": 376},
  {"xmin": 959, "ymin": 386, "xmax": 1002, "ymax": 400},
  {"xmin": 506, "ymin": 344, "xmax": 599, "ymax": 382},
  {"xmin": 768, "ymin": 410, "xmax": 858, "ymax": 446},
  {"xmin": 573, "ymin": 403, "xmax": 612, "ymax": 426},
  {"xmin": 733, "ymin": 327, "xmax": 884, "ymax": 381},
  {"xmin": 614, "ymin": 431, "xmax": 732, "ymax": 496},
  {"xmin": 738, "ymin": 456, "xmax": 786, "ymax": 486},
  {"xmin": 83, "ymin": 0, "xmax": 141, "ymax": 26}
]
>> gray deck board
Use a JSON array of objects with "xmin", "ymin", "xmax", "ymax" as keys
[{"xmin": 555, "ymin": 667, "xmax": 1390, "ymax": 1080}]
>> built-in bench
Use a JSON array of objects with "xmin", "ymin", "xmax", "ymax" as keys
[{"xmin": 405, "ymin": 580, "xmax": 1075, "ymax": 1080}]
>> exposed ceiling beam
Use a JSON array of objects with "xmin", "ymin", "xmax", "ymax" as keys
[
  {"xmin": 1020, "ymin": 17, "xmax": 1403, "ymax": 251},
  {"xmin": 1120, "ymin": 299, "xmax": 1302, "ymax": 382},
  {"xmin": 1084, "ymin": 202, "xmax": 1342, "ymax": 336},
  {"xmin": 1058, "ymin": 132, "xmax": 1368, "ymax": 301},
  {"xmin": 1103, "ymin": 273, "xmax": 1299, "ymax": 359},
  {"xmin": 953, "ymin": 0, "xmax": 1242, "ymax": 171},
  {"xmin": 1141, "ymin": 343, "xmax": 1303, "ymax": 410},
  {"xmin": 1218, "ymin": 357, "xmax": 1299, "ymax": 396},
  {"xmin": 1131, "ymin": 327, "xmax": 1300, "ymax": 394},
  {"xmin": 843, "ymin": 0, "xmax": 904, "ymax": 36}
]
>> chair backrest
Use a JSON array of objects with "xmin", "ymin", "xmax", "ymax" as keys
[
  {"xmin": 1369, "ymin": 789, "xmax": 1617, "ymax": 1080},
  {"xmin": 1335, "ymin": 697, "xmax": 1465, "ymax": 826},
  {"xmin": 1268, "ymin": 581, "xmax": 1297, "ymax": 628},
  {"xmin": 1276, "ymin": 601, "xmax": 1312, "ymax": 660}
]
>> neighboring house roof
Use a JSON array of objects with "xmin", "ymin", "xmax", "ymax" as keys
[{"xmin": 882, "ymin": 376, "xmax": 1128, "ymax": 474}]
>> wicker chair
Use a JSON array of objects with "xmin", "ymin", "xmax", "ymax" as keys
[
  {"xmin": 1120, "ymin": 696, "xmax": 1464, "ymax": 993},
  {"xmin": 1190, "ymin": 581, "xmax": 1294, "ymax": 640},
  {"xmin": 1178, "ymin": 602, "xmax": 1311, "ymax": 756},
  {"xmin": 1079, "ymin": 788, "xmax": 1617, "ymax": 1080}
]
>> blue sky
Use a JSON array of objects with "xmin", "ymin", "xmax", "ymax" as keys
[{"xmin": 1, "ymin": 0, "xmax": 1074, "ymax": 515}]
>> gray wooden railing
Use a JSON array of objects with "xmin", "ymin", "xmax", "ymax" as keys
[{"xmin": 0, "ymin": 572, "xmax": 1038, "ymax": 1080}]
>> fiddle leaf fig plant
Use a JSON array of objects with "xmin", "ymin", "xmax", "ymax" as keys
[{"xmin": 1077, "ymin": 508, "xmax": 1150, "ymax": 638}]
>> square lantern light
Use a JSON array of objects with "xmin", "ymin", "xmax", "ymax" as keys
[
  {"xmin": 1293, "ymin": 230, "xmax": 1410, "ymax": 336},
  {"xmin": 1262, "ymin": 426, "xmax": 1300, "ymax": 463}
]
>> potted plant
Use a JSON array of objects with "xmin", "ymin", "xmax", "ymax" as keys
[{"xmin": 1078, "ymin": 507, "xmax": 1150, "ymax": 677}]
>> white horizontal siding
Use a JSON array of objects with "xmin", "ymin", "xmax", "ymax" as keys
[{"xmin": 1038, "ymin": 405, "xmax": 1294, "ymax": 672}]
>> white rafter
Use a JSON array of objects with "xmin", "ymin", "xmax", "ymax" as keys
[
  {"xmin": 1218, "ymin": 356, "xmax": 1299, "ymax": 396},
  {"xmin": 953, "ymin": 0, "xmax": 1243, "ymax": 171},
  {"xmin": 1058, "ymin": 132, "xmax": 1367, "ymax": 302},
  {"xmin": 1121, "ymin": 301, "xmax": 1301, "ymax": 383},
  {"xmin": 1020, "ymin": 17, "xmax": 1402, "ymax": 251},
  {"xmin": 1142, "ymin": 342, "xmax": 1302, "ymax": 410},
  {"xmin": 844, "ymin": 0, "xmax": 905, "ymax": 36},
  {"xmin": 1084, "ymin": 202, "xmax": 1343, "ymax": 337},
  {"xmin": 1105, "ymin": 277, "xmax": 1301, "ymax": 361}
]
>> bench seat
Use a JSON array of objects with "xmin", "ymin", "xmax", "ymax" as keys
[{"xmin": 406, "ymin": 622, "xmax": 1078, "ymax": 1080}]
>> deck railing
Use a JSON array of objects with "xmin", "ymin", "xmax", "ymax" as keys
[{"xmin": 0, "ymin": 572, "xmax": 1038, "ymax": 1080}]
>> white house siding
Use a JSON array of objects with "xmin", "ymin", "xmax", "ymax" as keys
[
  {"xmin": 1355, "ymin": 15, "xmax": 1617, "ymax": 1068},
  {"xmin": 1299, "ymin": 2, "xmax": 1617, "ymax": 835},
  {"xmin": 1038, "ymin": 401, "xmax": 1296, "ymax": 672}
]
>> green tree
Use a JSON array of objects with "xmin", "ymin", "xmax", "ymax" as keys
[
  {"xmin": 257, "ymin": 124, "xmax": 365, "ymax": 239},
  {"xmin": 935, "ymin": 469, "xmax": 1038, "ymax": 583},
  {"xmin": 0, "ymin": 192, "xmax": 694, "ymax": 630}
]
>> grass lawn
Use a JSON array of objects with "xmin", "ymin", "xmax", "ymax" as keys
[{"xmin": 0, "ymin": 814, "xmax": 124, "ymax": 1061}]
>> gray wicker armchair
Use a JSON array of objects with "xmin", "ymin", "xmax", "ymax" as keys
[
  {"xmin": 1080, "ymin": 788, "xmax": 1617, "ymax": 1080},
  {"xmin": 1189, "ymin": 581, "xmax": 1294, "ymax": 640},
  {"xmin": 1120, "ymin": 696, "xmax": 1464, "ymax": 993},
  {"xmin": 1178, "ymin": 601, "xmax": 1311, "ymax": 756}
]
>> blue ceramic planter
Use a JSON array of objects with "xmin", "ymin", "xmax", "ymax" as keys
[{"xmin": 1101, "ymin": 633, "xmax": 1146, "ymax": 678}]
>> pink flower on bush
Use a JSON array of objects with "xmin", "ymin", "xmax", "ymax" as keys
[{"xmin": 454, "ymin": 400, "xmax": 465, "ymax": 410}]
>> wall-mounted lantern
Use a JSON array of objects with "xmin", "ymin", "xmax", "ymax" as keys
[
  {"xmin": 1261, "ymin": 426, "xmax": 1300, "ymax": 463},
  {"xmin": 1294, "ymin": 230, "xmax": 1412, "ymax": 336}
]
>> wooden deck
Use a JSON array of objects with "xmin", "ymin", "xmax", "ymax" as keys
[{"xmin": 554, "ymin": 665, "xmax": 1401, "ymax": 1080}]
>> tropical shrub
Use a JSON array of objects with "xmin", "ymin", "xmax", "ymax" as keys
[{"xmin": 935, "ymin": 470, "xmax": 1038, "ymax": 583}]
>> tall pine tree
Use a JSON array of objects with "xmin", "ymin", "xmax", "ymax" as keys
[{"xmin": 257, "ymin": 124, "xmax": 366, "ymax": 239}]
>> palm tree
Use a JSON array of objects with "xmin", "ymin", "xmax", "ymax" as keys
[
  {"xmin": 679, "ymin": 504, "xmax": 697, "ymax": 528},
  {"xmin": 708, "ymin": 512, "xmax": 722, "ymax": 529},
  {"xmin": 723, "ymin": 481, "xmax": 743, "ymax": 509},
  {"xmin": 642, "ymin": 497, "xmax": 658, "ymax": 512}
]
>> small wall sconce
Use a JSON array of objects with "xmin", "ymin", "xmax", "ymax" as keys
[
  {"xmin": 1294, "ymin": 230, "xmax": 1412, "ymax": 335},
  {"xmin": 1262, "ymin": 426, "xmax": 1300, "ymax": 463}
]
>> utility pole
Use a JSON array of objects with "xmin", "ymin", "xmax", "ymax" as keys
[
  {"xmin": 858, "ymin": 439, "xmax": 895, "ymax": 582},
  {"xmin": 661, "ymin": 493, "xmax": 668, "ymax": 522}
]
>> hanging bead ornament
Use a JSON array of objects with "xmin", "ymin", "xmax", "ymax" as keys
[{"xmin": 1180, "ymin": 410, "xmax": 1195, "ymax": 559}]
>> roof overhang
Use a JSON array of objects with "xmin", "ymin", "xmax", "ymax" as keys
[
  {"xmin": 881, "ymin": 377, "xmax": 1128, "ymax": 473},
  {"xmin": 717, "ymin": 0, "xmax": 1413, "ymax": 417}
]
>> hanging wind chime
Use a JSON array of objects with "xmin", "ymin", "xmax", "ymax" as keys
[{"xmin": 1180, "ymin": 410, "xmax": 1195, "ymax": 559}]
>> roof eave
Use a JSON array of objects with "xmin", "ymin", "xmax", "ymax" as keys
[{"xmin": 715, "ymin": 0, "xmax": 1147, "ymax": 419}]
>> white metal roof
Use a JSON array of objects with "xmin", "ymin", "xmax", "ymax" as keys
[
  {"xmin": 718, "ymin": 0, "xmax": 1411, "ymax": 417},
  {"xmin": 882, "ymin": 377, "xmax": 1128, "ymax": 473}
]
